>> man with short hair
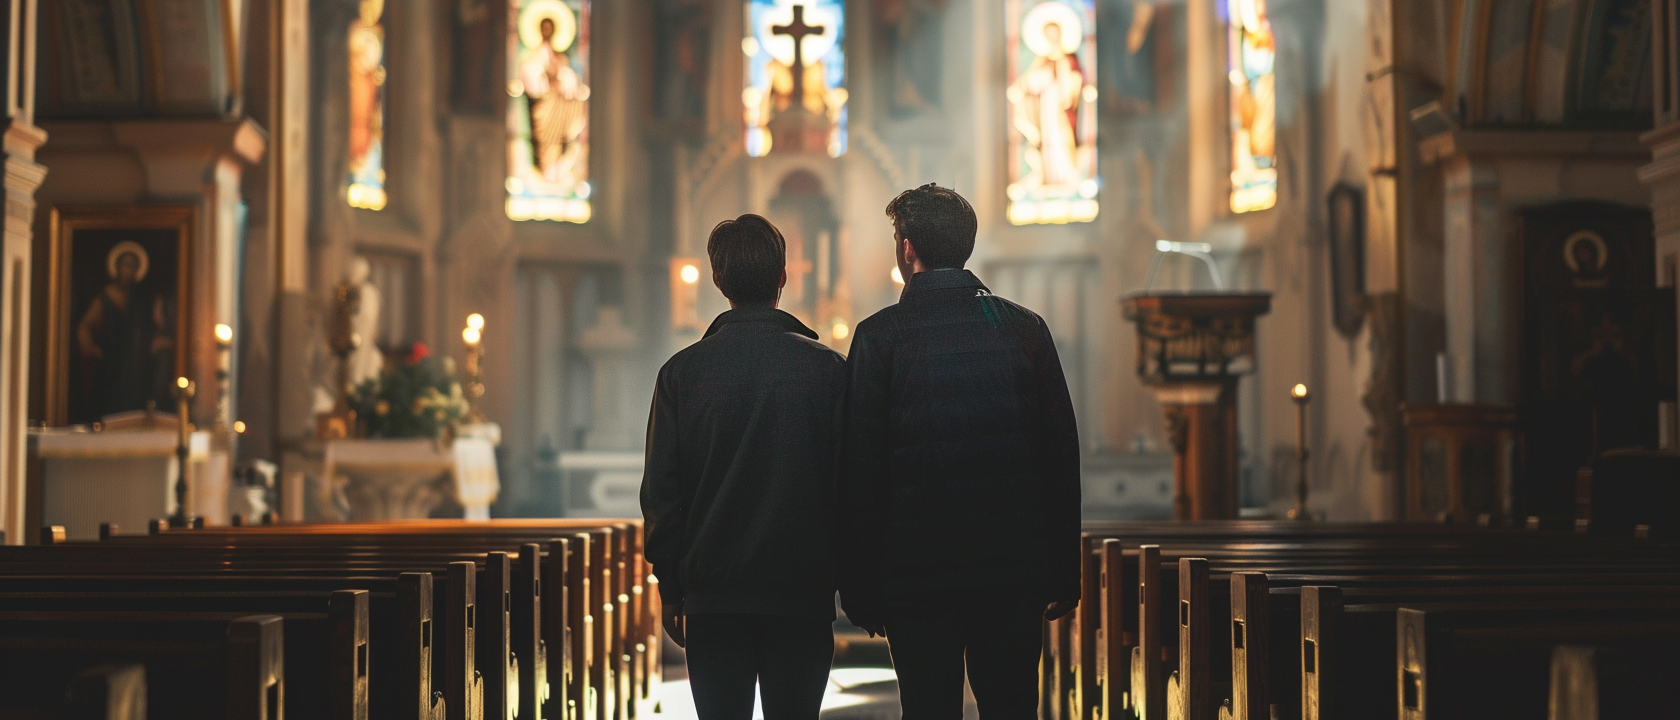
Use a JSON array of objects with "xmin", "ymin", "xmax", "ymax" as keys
[
  {"xmin": 841, "ymin": 184, "xmax": 1082, "ymax": 718},
  {"xmin": 641, "ymin": 214, "xmax": 844, "ymax": 720}
]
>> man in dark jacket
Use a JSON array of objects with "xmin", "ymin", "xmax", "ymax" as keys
[
  {"xmin": 841, "ymin": 184, "xmax": 1082, "ymax": 719},
  {"xmin": 641, "ymin": 214, "xmax": 846, "ymax": 720}
]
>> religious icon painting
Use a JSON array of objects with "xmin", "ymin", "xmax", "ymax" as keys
[
  {"xmin": 1224, "ymin": 0, "xmax": 1277, "ymax": 213},
  {"xmin": 1005, "ymin": 0, "xmax": 1099, "ymax": 225},
  {"xmin": 45, "ymin": 206, "xmax": 196, "ymax": 427},
  {"xmin": 347, "ymin": 0, "xmax": 388, "ymax": 211},
  {"xmin": 507, "ymin": 0, "xmax": 593, "ymax": 223},
  {"xmin": 743, "ymin": 0, "xmax": 848, "ymax": 158}
]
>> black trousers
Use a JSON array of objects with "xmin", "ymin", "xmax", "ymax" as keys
[
  {"xmin": 886, "ymin": 596, "xmax": 1044, "ymax": 720},
  {"xmin": 684, "ymin": 613, "xmax": 834, "ymax": 720}
]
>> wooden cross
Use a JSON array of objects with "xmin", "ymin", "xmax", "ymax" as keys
[{"xmin": 772, "ymin": 4, "xmax": 826, "ymax": 102}]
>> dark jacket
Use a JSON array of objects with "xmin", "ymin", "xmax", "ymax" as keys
[
  {"xmin": 840, "ymin": 269, "xmax": 1081, "ymax": 610},
  {"xmin": 640, "ymin": 308, "xmax": 848, "ymax": 620}
]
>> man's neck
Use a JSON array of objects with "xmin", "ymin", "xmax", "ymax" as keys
[{"xmin": 729, "ymin": 302, "xmax": 777, "ymax": 311}]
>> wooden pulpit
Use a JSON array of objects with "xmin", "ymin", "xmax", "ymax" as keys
[{"xmin": 1122, "ymin": 292, "xmax": 1271, "ymax": 520}]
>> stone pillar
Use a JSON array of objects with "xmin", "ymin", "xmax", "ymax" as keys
[
  {"xmin": 1642, "ymin": 0, "xmax": 1680, "ymax": 448},
  {"xmin": 0, "ymin": 0, "xmax": 44, "ymax": 544}
]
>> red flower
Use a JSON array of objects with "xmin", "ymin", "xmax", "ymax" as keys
[{"xmin": 407, "ymin": 342, "xmax": 430, "ymax": 365}]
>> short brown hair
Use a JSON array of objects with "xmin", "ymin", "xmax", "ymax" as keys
[
  {"xmin": 706, "ymin": 214, "xmax": 786, "ymax": 305},
  {"xmin": 885, "ymin": 183, "xmax": 977, "ymax": 269}
]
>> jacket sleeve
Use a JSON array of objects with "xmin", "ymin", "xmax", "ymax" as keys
[
  {"xmin": 1033, "ymin": 318, "xmax": 1083, "ymax": 602},
  {"xmin": 639, "ymin": 367, "xmax": 688, "ymax": 605},
  {"xmin": 838, "ymin": 321, "xmax": 891, "ymax": 612}
]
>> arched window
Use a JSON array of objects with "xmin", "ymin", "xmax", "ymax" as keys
[
  {"xmin": 1006, "ymin": 0, "xmax": 1099, "ymax": 225},
  {"xmin": 347, "ymin": 0, "xmax": 388, "ymax": 211},
  {"xmin": 507, "ymin": 0, "xmax": 593, "ymax": 223},
  {"xmin": 1226, "ymin": 0, "xmax": 1277, "ymax": 214}
]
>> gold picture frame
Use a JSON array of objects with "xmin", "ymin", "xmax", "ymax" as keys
[{"xmin": 46, "ymin": 206, "xmax": 196, "ymax": 427}]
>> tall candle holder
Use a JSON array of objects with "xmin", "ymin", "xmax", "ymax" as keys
[
  {"xmin": 1287, "ymin": 383, "xmax": 1312, "ymax": 521},
  {"xmin": 214, "ymin": 323, "xmax": 233, "ymax": 433},
  {"xmin": 462, "ymin": 313, "xmax": 485, "ymax": 422},
  {"xmin": 169, "ymin": 377, "xmax": 199, "ymax": 528}
]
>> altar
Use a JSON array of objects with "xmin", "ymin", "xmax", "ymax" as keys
[
  {"xmin": 32, "ymin": 428, "xmax": 221, "ymax": 539},
  {"xmin": 318, "ymin": 425, "xmax": 501, "ymax": 521}
]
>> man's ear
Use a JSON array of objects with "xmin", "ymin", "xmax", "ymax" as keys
[
  {"xmin": 779, "ymin": 269, "xmax": 788, "ymax": 290},
  {"xmin": 901, "ymin": 237, "xmax": 920, "ymax": 267}
]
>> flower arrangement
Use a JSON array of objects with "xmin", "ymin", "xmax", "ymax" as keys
[{"xmin": 346, "ymin": 342, "xmax": 472, "ymax": 439}]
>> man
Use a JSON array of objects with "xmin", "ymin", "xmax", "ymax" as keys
[
  {"xmin": 641, "ymin": 214, "xmax": 845, "ymax": 720},
  {"xmin": 842, "ymin": 184, "xmax": 1082, "ymax": 718}
]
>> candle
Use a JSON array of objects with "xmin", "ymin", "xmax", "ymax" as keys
[{"xmin": 1290, "ymin": 383, "xmax": 1310, "ymax": 521}]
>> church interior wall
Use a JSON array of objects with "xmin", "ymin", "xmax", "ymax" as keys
[{"xmin": 9, "ymin": 0, "xmax": 1674, "ymax": 533}]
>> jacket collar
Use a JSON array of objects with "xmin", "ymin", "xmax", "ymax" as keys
[
  {"xmin": 901, "ymin": 268, "xmax": 988, "ymax": 300},
  {"xmin": 703, "ymin": 307, "xmax": 820, "ymax": 340}
]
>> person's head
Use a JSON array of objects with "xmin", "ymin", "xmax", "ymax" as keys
[
  {"xmin": 540, "ymin": 18, "xmax": 556, "ymax": 41},
  {"xmin": 884, "ymin": 183, "xmax": 977, "ymax": 277},
  {"xmin": 706, "ymin": 214, "xmax": 787, "ymax": 308},
  {"xmin": 1044, "ymin": 22, "xmax": 1064, "ymax": 54},
  {"xmin": 115, "ymin": 252, "xmax": 140, "ymax": 286}
]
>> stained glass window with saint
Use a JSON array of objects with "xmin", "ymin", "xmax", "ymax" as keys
[
  {"xmin": 348, "ymin": 0, "xmax": 388, "ymax": 211},
  {"xmin": 1005, "ymin": 0, "xmax": 1098, "ymax": 225},
  {"xmin": 1226, "ymin": 0, "xmax": 1277, "ymax": 214},
  {"xmin": 507, "ymin": 0, "xmax": 592, "ymax": 223}
]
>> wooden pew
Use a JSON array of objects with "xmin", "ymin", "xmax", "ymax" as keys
[
  {"xmin": 1547, "ymin": 642, "xmax": 1679, "ymax": 720},
  {"xmin": 0, "ymin": 612, "xmax": 283, "ymax": 720},
  {"xmin": 109, "ymin": 519, "xmax": 654, "ymax": 720},
  {"xmin": 1082, "ymin": 527, "xmax": 1680, "ymax": 720},
  {"xmin": 0, "ymin": 588, "xmax": 368, "ymax": 720},
  {"xmin": 0, "ymin": 567, "xmax": 447, "ymax": 719},
  {"xmin": 8, "ymin": 519, "xmax": 646, "ymax": 720}
]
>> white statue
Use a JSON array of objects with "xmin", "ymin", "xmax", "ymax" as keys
[{"xmin": 344, "ymin": 256, "xmax": 384, "ymax": 387}]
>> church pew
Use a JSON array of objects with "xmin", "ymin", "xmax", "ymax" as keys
[
  {"xmin": 1397, "ymin": 604, "xmax": 1680, "ymax": 720},
  {"xmin": 0, "ymin": 611, "xmax": 283, "ymax": 720},
  {"xmin": 171, "ymin": 518, "xmax": 659, "ymax": 720},
  {"xmin": 1170, "ymin": 563, "xmax": 1680, "ymax": 720},
  {"xmin": 131, "ymin": 521, "xmax": 654, "ymax": 720},
  {"xmin": 1546, "ymin": 642, "xmax": 1680, "ymax": 720},
  {"xmin": 108, "ymin": 519, "xmax": 654, "ymax": 720},
  {"xmin": 0, "ymin": 589, "xmax": 368, "ymax": 720},
  {"xmin": 1071, "ymin": 520, "xmax": 1634, "ymax": 718},
  {"xmin": 57, "ymin": 663, "xmax": 147, "ymax": 720},
  {"xmin": 0, "ymin": 572, "xmax": 445, "ymax": 720},
  {"xmin": 0, "ymin": 554, "xmax": 462, "ymax": 720},
  {"xmin": 1088, "ymin": 535, "xmax": 1680, "ymax": 720}
]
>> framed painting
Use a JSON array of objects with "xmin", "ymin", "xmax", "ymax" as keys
[
  {"xmin": 46, "ymin": 206, "xmax": 196, "ymax": 427},
  {"xmin": 1327, "ymin": 182, "xmax": 1365, "ymax": 337}
]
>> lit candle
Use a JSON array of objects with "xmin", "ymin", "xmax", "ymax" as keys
[{"xmin": 1290, "ymin": 383, "xmax": 1310, "ymax": 521}]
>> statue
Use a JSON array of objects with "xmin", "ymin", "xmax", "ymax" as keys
[
  {"xmin": 340, "ymin": 256, "xmax": 384, "ymax": 389},
  {"xmin": 320, "ymin": 257, "xmax": 381, "ymax": 439}
]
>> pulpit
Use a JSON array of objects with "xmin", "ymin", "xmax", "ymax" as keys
[{"xmin": 1122, "ymin": 292, "xmax": 1271, "ymax": 520}]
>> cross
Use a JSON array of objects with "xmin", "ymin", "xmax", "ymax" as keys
[
  {"xmin": 772, "ymin": 4, "xmax": 825, "ymax": 102},
  {"xmin": 784, "ymin": 231, "xmax": 814, "ymax": 303}
]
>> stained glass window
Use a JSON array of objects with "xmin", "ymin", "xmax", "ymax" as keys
[
  {"xmin": 743, "ymin": 0, "xmax": 848, "ymax": 158},
  {"xmin": 1226, "ymin": 0, "xmax": 1276, "ymax": 214},
  {"xmin": 347, "ymin": 0, "xmax": 388, "ymax": 211},
  {"xmin": 507, "ymin": 0, "xmax": 592, "ymax": 223},
  {"xmin": 1006, "ymin": 0, "xmax": 1098, "ymax": 225}
]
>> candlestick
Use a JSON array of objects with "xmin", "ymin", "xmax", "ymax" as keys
[
  {"xmin": 463, "ymin": 314, "xmax": 485, "ymax": 422},
  {"xmin": 214, "ymin": 323, "xmax": 233, "ymax": 434},
  {"xmin": 1288, "ymin": 383, "xmax": 1311, "ymax": 521},
  {"xmin": 170, "ymin": 377, "xmax": 198, "ymax": 528}
]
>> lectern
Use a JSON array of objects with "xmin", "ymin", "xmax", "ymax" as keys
[{"xmin": 1122, "ymin": 292, "xmax": 1272, "ymax": 520}]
